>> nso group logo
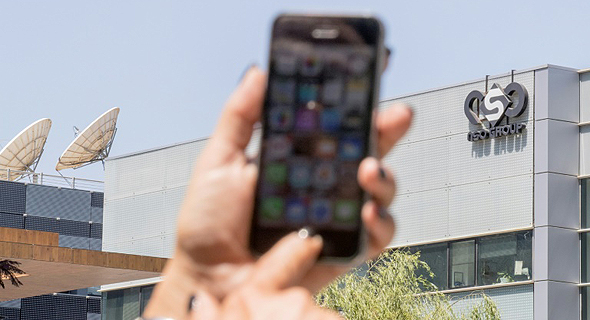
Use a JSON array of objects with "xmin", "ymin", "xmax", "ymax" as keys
[{"xmin": 464, "ymin": 82, "xmax": 528, "ymax": 142}]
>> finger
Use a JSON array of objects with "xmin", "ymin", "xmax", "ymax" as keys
[
  {"xmin": 377, "ymin": 103, "xmax": 413, "ymax": 157},
  {"xmin": 190, "ymin": 291, "xmax": 220, "ymax": 320},
  {"xmin": 357, "ymin": 157, "xmax": 396, "ymax": 208},
  {"xmin": 298, "ymin": 201, "xmax": 395, "ymax": 293},
  {"xmin": 252, "ymin": 232, "xmax": 323, "ymax": 291},
  {"xmin": 362, "ymin": 201, "xmax": 395, "ymax": 259},
  {"xmin": 212, "ymin": 66, "xmax": 267, "ymax": 153},
  {"xmin": 306, "ymin": 307, "xmax": 344, "ymax": 320}
]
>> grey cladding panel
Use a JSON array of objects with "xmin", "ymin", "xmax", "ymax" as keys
[
  {"xmin": 91, "ymin": 207, "xmax": 103, "ymax": 223},
  {"xmin": 59, "ymin": 235, "xmax": 90, "ymax": 249},
  {"xmin": 26, "ymin": 185, "xmax": 91, "ymax": 221},
  {"xmin": 0, "ymin": 212, "xmax": 24, "ymax": 229},
  {"xmin": 0, "ymin": 180, "xmax": 26, "ymax": 214},
  {"xmin": 89, "ymin": 238, "xmax": 102, "ymax": 251},
  {"xmin": 90, "ymin": 223, "xmax": 102, "ymax": 239},
  {"xmin": 59, "ymin": 219, "xmax": 90, "ymax": 237},
  {"xmin": 25, "ymin": 215, "xmax": 59, "ymax": 233},
  {"xmin": 91, "ymin": 192, "xmax": 104, "ymax": 208}
]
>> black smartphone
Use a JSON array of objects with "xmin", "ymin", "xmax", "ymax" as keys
[{"xmin": 250, "ymin": 14, "xmax": 385, "ymax": 261}]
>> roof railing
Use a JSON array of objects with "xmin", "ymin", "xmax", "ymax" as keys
[{"xmin": 0, "ymin": 168, "xmax": 104, "ymax": 192}]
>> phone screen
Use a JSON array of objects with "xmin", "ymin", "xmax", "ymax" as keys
[{"xmin": 251, "ymin": 15, "xmax": 383, "ymax": 259}]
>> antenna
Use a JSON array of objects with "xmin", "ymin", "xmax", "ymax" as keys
[
  {"xmin": 56, "ymin": 107, "xmax": 120, "ymax": 171},
  {"xmin": 73, "ymin": 126, "xmax": 80, "ymax": 137},
  {"xmin": 0, "ymin": 118, "xmax": 52, "ymax": 181}
]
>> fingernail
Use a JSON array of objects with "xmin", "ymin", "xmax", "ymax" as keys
[
  {"xmin": 238, "ymin": 63, "xmax": 258, "ymax": 83},
  {"xmin": 378, "ymin": 207, "xmax": 389, "ymax": 219},
  {"xmin": 187, "ymin": 294, "xmax": 197, "ymax": 312},
  {"xmin": 378, "ymin": 167, "xmax": 387, "ymax": 181},
  {"xmin": 312, "ymin": 234, "xmax": 323, "ymax": 247},
  {"xmin": 298, "ymin": 228, "xmax": 310, "ymax": 239}
]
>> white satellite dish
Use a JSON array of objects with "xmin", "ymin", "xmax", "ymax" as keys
[
  {"xmin": 0, "ymin": 118, "xmax": 52, "ymax": 181},
  {"xmin": 56, "ymin": 107, "xmax": 120, "ymax": 171}
]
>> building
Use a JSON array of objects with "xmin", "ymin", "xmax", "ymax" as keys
[
  {"xmin": 0, "ymin": 174, "xmax": 166, "ymax": 320},
  {"xmin": 102, "ymin": 64, "xmax": 589, "ymax": 319}
]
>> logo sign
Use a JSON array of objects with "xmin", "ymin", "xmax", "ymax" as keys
[{"xmin": 464, "ymin": 82, "xmax": 528, "ymax": 142}]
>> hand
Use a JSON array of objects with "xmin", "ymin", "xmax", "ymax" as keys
[
  {"xmin": 191, "ymin": 233, "xmax": 342, "ymax": 320},
  {"xmin": 143, "ymin": 66, "xmax": 412, "ymax": 319}
]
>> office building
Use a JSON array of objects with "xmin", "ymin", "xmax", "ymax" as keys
[{"xmin": 102, "ymin": 64, "xmax": 589, "ymax": 319}]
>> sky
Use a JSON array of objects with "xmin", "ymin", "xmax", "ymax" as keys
[{"xmin": 1, "ymin": 0, "xmax": 590, "ymax": 182}]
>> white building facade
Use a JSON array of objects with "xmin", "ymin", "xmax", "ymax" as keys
[{"xmin": 102, "ymin": 65, "xmax": 590, "ymax": 319}]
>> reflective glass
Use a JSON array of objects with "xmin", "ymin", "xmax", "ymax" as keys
[
  {"xmin": 583, "ymin": 233, "xmax": 590, "ymax": 283},
  {"xmin": 583, "ymin": 179, "xmax": 590, "ymax": 229},
  {"xmin": 411, "ymin": 243, "xmax": 448, "ymax": 290},
  {"xmin": 477, "ymin": 231, "xmax": 532, "ymax": 285},
  {"xmin": 584, "ymin": 287, "xmax": 590, "ymax": 320},
  {"xmin": 450, "ymin": 240, "xmax": 475, "ymax": 288}
]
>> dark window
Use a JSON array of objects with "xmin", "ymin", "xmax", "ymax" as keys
[
  {"xmin": 411, "ymin": 243, "xmax": 448, "ymax": 290},
  {"xmin": 477, "ymin": 231, "xmax": 532, "ymax": 285},
  {"xmin": 450, "ymin": 240, "xmax": 475, "ymax": 288}
]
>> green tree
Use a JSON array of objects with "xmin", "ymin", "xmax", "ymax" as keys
[
  {"xmin": 316, "ymin": 250, "xmax": 501, "ymax": 320},
  {"xmin": 0, "ymin": 259, "xmax": 25, "ymax": 289}
]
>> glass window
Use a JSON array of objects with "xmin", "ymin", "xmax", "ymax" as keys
[
  {"xmin": 477, "ymin": 231, "xmax": 532, "ymax": 285},
  {"xmin": 584, "ymin": 287, "xmax": 590, "ymax": 320},
  {"xmin": 583, "ymin": 179, "xmax": 590, "ymax": 229},
  {"xmin": 103, "ymin": 287, "xmax": 140, "ymax": 320},
  {"xmin": 450, "ymin": 240, "xmax": 475, "ymax": 288},
  {"xmin": 411, "ymin": 243, "xmax": 448, "ymax": 290},
  {"xmin": 583, "ymin": 233, "xmax": 590, "ymax": 283},
  {"xmin": 140, "ymin": 285, "xmax": 155, "ymax": 315}
]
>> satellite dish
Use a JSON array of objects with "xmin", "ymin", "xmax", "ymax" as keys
[
  {"xmin": 56, "ymin": 107, "xmax": 120, "ymax": 171},
  {"xmin": 0, "ymin": 118, "xmax": 52, "ymax": 181}
]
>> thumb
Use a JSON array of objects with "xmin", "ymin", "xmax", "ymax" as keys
[{"xmin": 251, "ymin": 231, "xmax": 323, "ymax": 291}]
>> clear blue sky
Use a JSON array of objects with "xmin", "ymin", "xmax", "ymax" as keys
[{"xmin": 1, "ymin": 0, "xmax": 589, "ymax": 181}]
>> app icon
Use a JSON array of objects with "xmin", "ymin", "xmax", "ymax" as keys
[
  {"xmin": 346, "ymin": 78, "xmax": 369, "ymax": 106},
  {"xmin": 310, "ymin": 199, "xmax": 332, "ymax": 224},
  {"xmin": 312, "ymin": 162, "xmax": 337, "ymax": 190},
  {"xmin": 300, "ymin": 54, "xmax": 322, "ymax": 76},
  {"xmin": 299, "ymin": 83, "xmax": 319, "ymax": 104},
  {"xmin": 293, "ymin": 137, "xmax": 315, "ymax": 156},
  {"xmin": 348, "ymin": 54, "xmax": 370, "ymax": 75},
  {"xmin": 337, "ymin": 163, "xmax": 361, "ymax": 198},
  {"xmin": 286, "ymin": 198, "xmax": 307, "ymax": 223},
  {"xmin": 274, "ymin": 52, "xmax": 298, "ymax": 75},
  {"xmin": 339, "ymin": 137, "xmax": 363, "ymax": 160},
  {"xmin": 269, "ymin": 106, "xmax": 294, "ymax": 132},
  {"xmin": 260, "ymin": 197, "xmax": 284, "ymax": 221},
  {"xmin": 314, "ymin": 137, "xmax": 337, "ymax": 159},
  {"xmin": 321, "ymin": 79, "xmax": 343, "ymax": 105},
  {"xmin": 341, "ymin": 109, "xmax": 364, "ymax": 130},
  {"xmin": 324, "ymin": 52, "xmax": 347, "ymax": 77},
  {"xmin": 295, "ymin": 109, "xmax": 318, "ymax": 132},
  {"xmin": 265, "ymin": 163, "xmax": 287, "ymax": 186},
  {"xmin": 334, "ymin": 200, "xmax": 359, "ymax": 223},
  {"xmin": 265, "ymin": 135, "xmax": 292, "ymax": 161},
  {"xmin": 320, "ymin": 108, "xmax": 340, "ymax": 132},
  {"xmin": 289, "ymin": 159, "xmax": 311, "ymax": 189},
  {"xmin": 270, "ymin": 79, "xmax": 296, "ymax": 105}
]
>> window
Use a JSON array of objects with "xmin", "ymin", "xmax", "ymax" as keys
[
  {"xmin": 450, "ymin": 240, "xmax": 475, "ymax": 288},
  {"xmin": 411, "ymin": 243, "xmax": 448, "ymax": 290},
  {"xmin": 477, "ymin": 231, "xmax": 532, "ymax": 285},
  {"xmin": 408, "ymin": 231, "xmax": 532, "ymax": 291},
  {"xmin": 583, "ymin": 179, "xmax": 590, "ymax": 229}
]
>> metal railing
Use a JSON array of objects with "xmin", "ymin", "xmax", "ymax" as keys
[{"xmin": 0, "ymin": 169, "xmax": 104, "ymax": 192}]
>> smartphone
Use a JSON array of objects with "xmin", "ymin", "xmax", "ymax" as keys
[{"xmin": 250, "ymin": 14, "xmax": 385, "ymax": 262}]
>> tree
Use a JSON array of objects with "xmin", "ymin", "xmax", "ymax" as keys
[
  {"xmin": 0, "ymin": 259, "xmax": 25, "ymax": 289},
  {"xmin": 316, "ymin": 250, "xmax": 501, "ymax": 320}
]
